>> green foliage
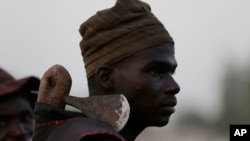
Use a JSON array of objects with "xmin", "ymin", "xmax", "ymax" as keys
[{"xmin": 215, "ymin": 63, "xmax": 250, "ymax": 134}]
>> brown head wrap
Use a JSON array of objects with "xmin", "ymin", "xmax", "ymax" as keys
[{"xmin": 79, "ymin": 0, "xmax": 174, "ymax": 78}]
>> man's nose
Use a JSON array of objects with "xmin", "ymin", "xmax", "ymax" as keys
[
  {"xmin": 164, "ymin": 77, "xmax": 180, "ymax": 95},
  {"xmin": 8, "ymin": 120, "xmax": 26, "ymax": 136}
]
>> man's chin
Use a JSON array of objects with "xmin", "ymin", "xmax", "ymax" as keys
[
  {"xmin": 158, "ymin": 120, "xmax": 169, "ymax": 127},
  {"xmin": 150, "ymin": 117, "xmax": 170, "ymax": 127}
]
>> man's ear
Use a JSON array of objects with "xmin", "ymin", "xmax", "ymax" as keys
[{"xmin": 95, "ymin": 66, "xmax": 114, "ymax": 89}]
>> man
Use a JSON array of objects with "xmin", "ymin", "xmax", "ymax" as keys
[
  {"xmin": 0, "ymin": 68, "xmax": 40, "ymax": 141},
  {"xmin": 33, "ymin": 0, "xmax": 180, "ymax": 141}
]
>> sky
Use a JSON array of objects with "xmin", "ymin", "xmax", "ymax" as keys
[{"xmin": 1, "ymin": 0, "xmax": 250, "ymax": 124}]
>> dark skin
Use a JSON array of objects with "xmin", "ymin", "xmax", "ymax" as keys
[
  {"xmin": 0, "ymin": 95, "xmax": 34, "ymax": 141},
  {"xmin": 94, "ymin": 43, "xmax": 180, "ymax": 141}
]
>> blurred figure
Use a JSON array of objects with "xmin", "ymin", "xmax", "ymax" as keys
[{"xmin": 0, "ymin": 68, "xmax": 40, "ymax": 141}]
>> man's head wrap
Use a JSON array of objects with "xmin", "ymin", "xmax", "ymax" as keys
[
  {"xmin": 79, "ymin": 0, "xmax": 174, "ymax": 78},
  {"xmin": 0, "ymin": 68, "xmax": 40, "ymax": 109}
]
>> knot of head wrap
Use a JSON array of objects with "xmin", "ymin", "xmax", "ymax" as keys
[{"xmin": 79, "ymin": 0, "xmax": 174, "ymax": 78}]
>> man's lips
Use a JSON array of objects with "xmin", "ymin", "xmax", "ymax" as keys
[
  {"xmin": 162, "ymin": 106, "xmax": 175, "ymax": 113},
  {"xmin": 161, "ymin": 99, "xmax": 177, "ymax": 113},
  {"xmin": 161, "ymin": 99, "xmax": 177, "ymax": 107}
]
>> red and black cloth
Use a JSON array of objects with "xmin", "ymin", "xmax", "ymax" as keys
[{"xmin": 33, "ymin": 103, "xmax": 125, "ymax": 141}]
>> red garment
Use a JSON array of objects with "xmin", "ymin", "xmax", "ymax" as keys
[{"xmin": 32, "ymin": 103, "xmax": 125, "ymax": 141}]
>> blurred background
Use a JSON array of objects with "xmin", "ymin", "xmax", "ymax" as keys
[{"xmin": 1, "ymin": 0, "xmax": 249, "ymax": 141}]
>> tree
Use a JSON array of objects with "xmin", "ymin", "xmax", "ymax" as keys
[{"xmin": 215, "ymin": 62, "xmax": 250, "ymax": 133}]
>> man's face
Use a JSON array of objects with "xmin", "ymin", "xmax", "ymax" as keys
[
  {"xmin": 0, "ymin": 96, "xmax": 34, "ymax": 141},
  {"xmin": 112, "ymin": 43, "xmax": 180, "ymax": 127}
]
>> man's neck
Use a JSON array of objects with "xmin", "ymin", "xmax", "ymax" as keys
[{"xmin": 119, "ymin": 117, "xmax": 146, "ymax": 141}]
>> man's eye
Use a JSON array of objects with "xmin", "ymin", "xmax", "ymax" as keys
[
  {"xmin": 20, "ymin": 113, "xmax": 33, "ymax": 123},
  {"xmin": 149, "ymin": 69, "xmax": 160, "ymax": 75}
]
